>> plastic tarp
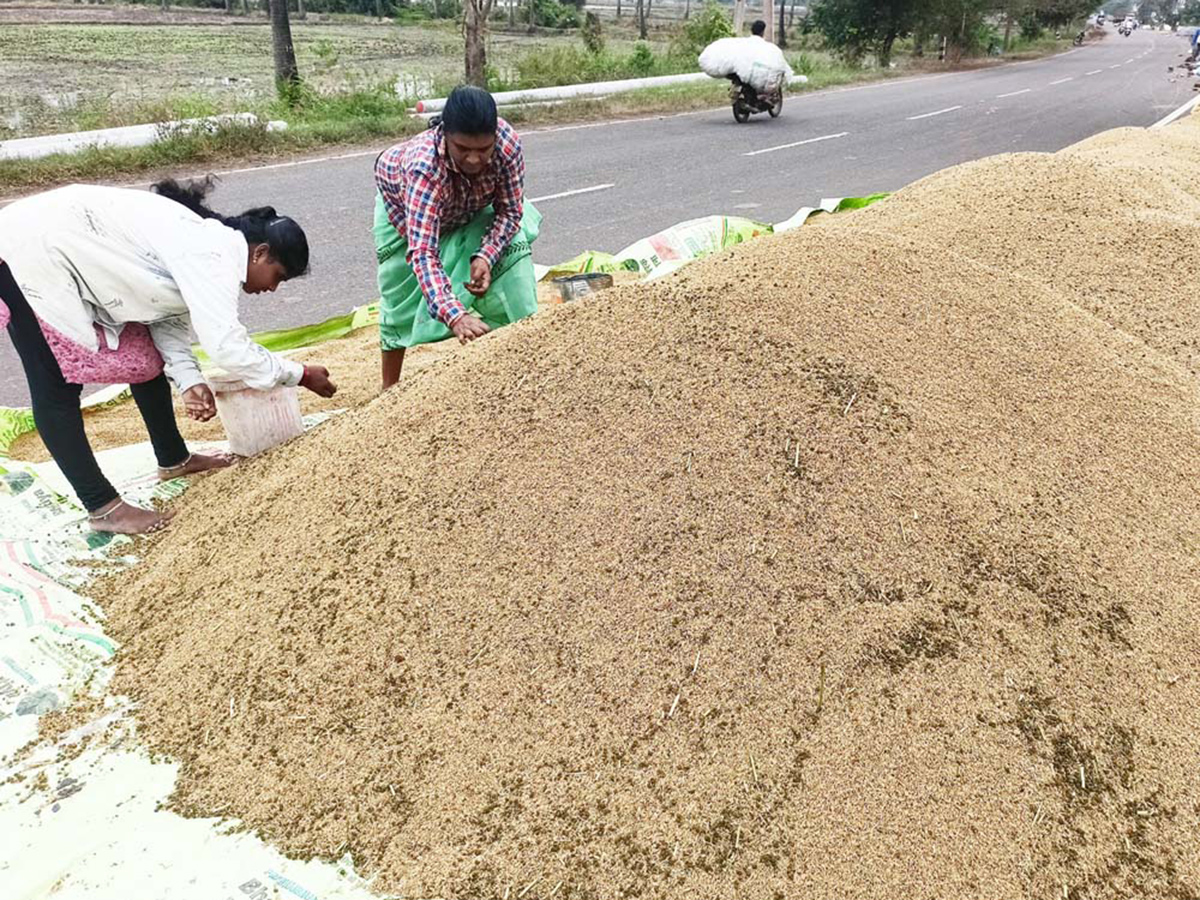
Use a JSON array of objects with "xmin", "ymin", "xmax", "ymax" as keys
[
  {"xmin": 538, "ymin": 194, "xmax": 889, "ymax": 282},
  {"xmin": 0, "ymin": 417, "xmax": 387, "ymax": 900}
]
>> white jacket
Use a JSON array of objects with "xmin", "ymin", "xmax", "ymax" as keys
[{"xmin": 0, "ymin": 184, "xmax": 303, "ymax": 392}]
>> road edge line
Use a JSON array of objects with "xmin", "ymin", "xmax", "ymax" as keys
[{"xmin": 1152, "ymin": 93, "xmax": 1200, "ymax": 129}]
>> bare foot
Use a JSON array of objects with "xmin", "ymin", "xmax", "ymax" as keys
[
  {"xmin": 158, "ymin": 451, "xmax": 235, "ymax": 482},
  {"xmin": 88, "ymin": 499, "xmax": 174, "ymax": 535}
]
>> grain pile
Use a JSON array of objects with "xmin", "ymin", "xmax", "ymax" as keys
[
  {"xmin": 7, "ymin": 280, "xmax": 577, "ymax": 462},
  {"xmin": 99, "ymin": 120, "xmax": 1200, "ymax": 900}
]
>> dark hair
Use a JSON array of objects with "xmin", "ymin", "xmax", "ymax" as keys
[
  {"xmin": 150, "ymin": 176, "xmax": 309, "ymax": 279},
  {"xmin": 436, "ymin": 85, "xmax": 498, "ymax": 136},
  {"xmin": 751, "ymin": 19, "xmax": 766, "ymax": 35}
]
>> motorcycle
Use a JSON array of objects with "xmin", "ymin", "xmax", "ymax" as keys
[
  {"xmin": 728, "ymin": 73, "xmax": 784, "ymax": 123},
  {"xmin": 1073, "ymin": 30, "xmax": 1085, "ymax": 45}
]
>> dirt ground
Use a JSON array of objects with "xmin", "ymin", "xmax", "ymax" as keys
[{"xmin": 88, "ymin": 117, "xmax": 1200, "ymax": 900}]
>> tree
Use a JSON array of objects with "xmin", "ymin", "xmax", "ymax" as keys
[
  {"xmin": 464, "ymin": 0, "xmax": 496, "ymax": 87},
  {"xmin": 268, "ymin": 0, "xmax": 301, "ymax": 97},
  {"xmin": 778, "ymin": 0, "xmax": 788, "ymax": 45},
  {"xmin": 1029, "ymin": 0, "xmax": 1100, "ymax": 28},
  {"xmin": 1145, "ymin": 0, "xmax": 1177, "ymax": 25},
  {"xmin": 813, "ymin": 0, "xmax": 914, "ymax": 66},
  {"xmin": 635, "ymin": 0, "xmax": 652, "ymax": 39}
]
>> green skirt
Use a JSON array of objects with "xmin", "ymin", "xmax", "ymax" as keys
[{"xmin": 373, "ymin": 194, "xmax": 541, "ymax": 350}]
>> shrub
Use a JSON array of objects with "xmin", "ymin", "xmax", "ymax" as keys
[{"xmin": 672, "ymin": 0, "xmax": 734, "ymax": 58}]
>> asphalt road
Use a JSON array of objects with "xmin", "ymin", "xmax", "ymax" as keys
[{"xmin": 1, "ymin": 27, "xmax": 1193, "ymax": 405}]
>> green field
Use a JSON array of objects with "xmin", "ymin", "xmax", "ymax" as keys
[{"xmin": 0, "ymin": 14, "xmax": 671, "ymax": 139}]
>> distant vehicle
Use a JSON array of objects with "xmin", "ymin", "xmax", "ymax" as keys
[{"xmin": 1097, "ymin": 13, "xmax": 1106, "ymax": 24}]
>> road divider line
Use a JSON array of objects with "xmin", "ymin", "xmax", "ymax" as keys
[
  {"xmin": 1109, "ymin": 64, "xmax": 1122, "ymax": 69},
  {"xmin": 743, "ymin": 132, "xmax": 849, "ymax": 157},
  {"xmin": 1125, "ymin": 58, "xmax": 1134, "ymax": 63},
  {"xmin": 1085, "ymin": 69, "xmax": 1103, "ymax": 75},
  {"xmin": 1049, "ymin": 77, "xmax": 1074, "ymax": 85},
  {"xmin": 996, "ymin": 88, "xmax": 1032, "ymax": 98},
  {"xmin": 906, "ymin": 105, "xmax": 962, "ymax": 120},
  {"xmin": 528, "ymin": 183, "xmax": 615, "ymax": 203}
]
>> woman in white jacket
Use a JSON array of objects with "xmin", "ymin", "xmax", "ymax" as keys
[{"xmin": 0, "ymin": 177, "xmax": 337, "ymax": 535}]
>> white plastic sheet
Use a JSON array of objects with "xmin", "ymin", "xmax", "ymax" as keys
[{"xmin": 699, "ymin": 36, "xmax": 795, "ymax": 92}]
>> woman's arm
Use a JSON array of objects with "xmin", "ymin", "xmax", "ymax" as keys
[
  {"xmin": 475, "ymin": 132, "xmax": 526, "ymax": 268},
  {"xmin": 146, "ymin": 316, "xmax": 206, "ymax": 393},
  {"xmin": 166, "ymin": 251, "xmax": 303, "ymax": 391},
  {"xmin": 403, "ymin": 168, "xmax": 468, "ymax": 327}
]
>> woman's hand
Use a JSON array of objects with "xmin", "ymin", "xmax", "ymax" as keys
[
  {"xmin": 300, "ymin": 365, "xmax": 338, "ymax": 398},
  {"xmin": 182, "ymin": 384, "xmax": 218, "ymax": 422},
  {"xmin": 450, "ymin": 312, "xmax": 490, "ymax": 345},
  {"xmin": 465, "ymin": 257, "xmax": 492, "ymax": 297}
]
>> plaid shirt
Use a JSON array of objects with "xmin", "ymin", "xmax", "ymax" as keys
[{"xmin": 375, "ymin": 119, "xmax": 525, "ymax": 326}]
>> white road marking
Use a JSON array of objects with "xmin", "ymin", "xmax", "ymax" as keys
[
  {"xmin": 1049, "ymin": 77, "xmax": 1074, "ymax": 85},
  {"xmin": 528, "ymin": 183, "xmax": 615, "ymax": 203},
  {"xmin": 1109, "ymin": 64, "xmax": 1122, "ymax": 69},
  {"xmin": 906, "ymin": 105, "xmax": 962, "ymax": 120},
  {"xmin": 1085, "ymin": 69, "xmax": 1103, "ymax": 75},
  {"xmin": 996, "ymin": 88, "xmax": 1032, "ymax": 98},
  {"xmin": 1124, "ymin": 58, "xmax": 1135, "ymax": 63},
  {"xmin": 1152, "ymin": 93, "xmax": 1200, "ymax": 128},
  {"xmin": 743, "ymin": 131, "xmax": 849, "ymax": 157}
]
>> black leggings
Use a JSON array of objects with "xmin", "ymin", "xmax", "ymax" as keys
[{"xmin": 1, "ymin": 263, "xmax": 188, "ymax": 512}]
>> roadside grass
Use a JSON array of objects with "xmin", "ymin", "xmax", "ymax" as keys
[{"xmin": 0, "ymin": 19, "xmax": 668, "ymax": 139}]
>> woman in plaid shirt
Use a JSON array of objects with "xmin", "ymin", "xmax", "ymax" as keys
[{"xmin": 373, "ymin": 86, "xmax": 541, "ymax": 389}]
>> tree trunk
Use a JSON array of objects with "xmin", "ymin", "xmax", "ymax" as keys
[
  {"xmin": 684, "ymin": 0, "xmax": 690, "ymax": 20},
  {"xmin": 268, "ymin": 0, "xmax": 301, "ymax": 95},
  {"xmin": 225, "ymin": 0, "xmax": 232, "ymax": 13},
  {"xmin": 777, "ymin": 0, "xmax": 786, "ymax": 45},
  {"xmin": 374, "ymin": 0, "xmax": 383, "ymax": 20},
  {"xmin": 762, "ymin": 0, "xmax": 774, "ymax": 43},
  {"xmin": 616, "ymin": 0, "xmax": 621, "ymax": 17},
  {"xmin": 1002, "ymin": 4, "xmax": 1013, "ymax": 51},
  {"xmin": 297, "ymin": 0, "xmax": 306, "ymax": 21},
  {"xmin": 732, "ymin": 0, "xmax": 745, "ymax": 34},
  {"xmin": 788, "ymin": 0, "xmax": 796, "ymax": 27},
  {"xmin": 508, "ymin": 0, "xmax": 515, "ymax": 27},
  {"xmin": 636, "ymin": 0, "xmax": 648, "ymax": 39},
  {"xmin": 527, "ymin": 0, "xmax": 535, "ymax": 34},
  {"xmin": 160, "ymin": 0, "xmax": 167, "ymax": 11},
  {"xmin": 879, "ymin": 31, "xmax": 895, "ymax": 67},
  {"xmin": 464, "ymin": 0, "xmax": 489, "ymax": 87}
]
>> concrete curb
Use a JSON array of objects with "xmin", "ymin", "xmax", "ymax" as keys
[{"xmin": 0, "ymin": 113, "xmax": 288, "ymax": 162}]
